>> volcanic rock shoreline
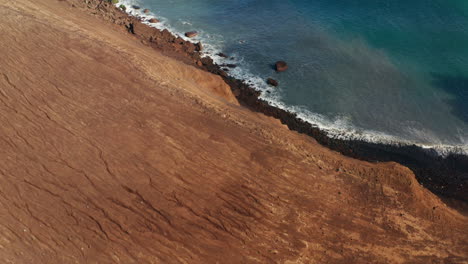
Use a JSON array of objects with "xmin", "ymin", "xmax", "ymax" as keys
[{"xmin": 70, "ymin": 0, "xmax": 468, "ymax": 205}]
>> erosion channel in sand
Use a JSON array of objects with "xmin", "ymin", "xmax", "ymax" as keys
[{"xmin": 0, "ymin": 0, "xmax": 467, "ymax": 263}]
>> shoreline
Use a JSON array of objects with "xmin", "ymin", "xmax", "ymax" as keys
[
  {"xmin": 124, "ymin": 0, "xmax": 468, "ymax": 158},
  {"xmin": 74, "ymin": 0, "xmax": 467, "ymax": 203}
]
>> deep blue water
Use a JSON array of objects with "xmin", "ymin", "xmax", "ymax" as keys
[{"xmin": 120, "ymin": 0, "xmax": 468, "ymax": 154}]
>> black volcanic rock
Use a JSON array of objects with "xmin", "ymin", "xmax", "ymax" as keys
[{"xmin": 267, "ymin": 78, "xmax": 279, "ymax": 86}]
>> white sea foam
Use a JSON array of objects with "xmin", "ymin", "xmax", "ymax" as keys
[{"xmin": 116, "ymin": 0, "xmax": 468, "ymax": 157}]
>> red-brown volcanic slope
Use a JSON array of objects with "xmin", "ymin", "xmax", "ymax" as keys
[{"xmin": 0, "ymin": 0, "xmax": 467, "ymax": 263}]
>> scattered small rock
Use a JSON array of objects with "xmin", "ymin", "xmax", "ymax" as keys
[
  {"xmin": 267, "ymin": 78, "xmax": 279, "ymax": 86},
  {"xmin": 132, "ymin": 5, "xmax": 140, "ymax": 9},
  {"xmin": 185, "ymin": 31, "xmax": 198, "ymax": 38},
  {"xmin": 148, "ymin": 18, "xmax": 159, "ymax": 23},
  {"xmin": 217, "ymin": 53, "xmax": 228, "ymax": 58},
  {"xmin": 275, "ymin": 61, "xmax": 288, "ymax": 72},
  {"xmin": 143, "ymin": 9, "xmax": 150, "ymax": 13},
  {"xmin": 222, "ymin": 68, "xmax": 229, "ymax": 72}
]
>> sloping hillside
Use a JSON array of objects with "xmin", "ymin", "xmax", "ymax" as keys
[{"xmin": 0, "ymin": 0, "xmax": 466, "ymax": 263}]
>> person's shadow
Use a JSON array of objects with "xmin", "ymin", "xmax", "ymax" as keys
[{"xmin": 431, "ymin": 73, "xmax": 468, "ymax": 123}]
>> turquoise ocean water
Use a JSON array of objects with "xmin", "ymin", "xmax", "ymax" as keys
[{"xmin": 119, "ymin": 0, "xmax": 468, "ymax": 154}]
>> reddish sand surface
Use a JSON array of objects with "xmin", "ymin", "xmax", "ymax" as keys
[{"xmin": 0, "ymin": 0, "xmax": 467, "ymax": 263}]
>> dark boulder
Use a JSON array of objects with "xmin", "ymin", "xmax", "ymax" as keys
[
  {"xmin": 221, "ymin": 64, "xmax": 237, "ymax": 68},
  {"xmin": 185, "ymin": 31, "xmax": 198, "ymax": 38},
  {"xmin": 148, "ymin": 18, "xmax": 159, "ymax": 23},
  {"xmin": 275, "ymin": 61, "xmax": 288, "ymax": 72},
  {"xmin": 267, "ymin": 78, "xmax": 279, "ymax": 86}
]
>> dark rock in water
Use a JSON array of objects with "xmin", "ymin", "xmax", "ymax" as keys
[
  {"xmin": 217, "ymin": 53, "xmax": 228, "ymax": 58},
  {"xmin": 148, "ymin": 18, "xmax": 159, "ymax": 23},
  {"xmin": 132, "ymin": 5, "xmax": 140, "ymax": 9},
  {"xmin": 143, "ymin": 9, "xmax": 150, "ymax": 13},
  {"xmin": 222, "ymin": 68, "xmax": 229, "ymax": 72},
  {"xmin": 267, "ymin": 78, "xmax": 279, "ymax": 86},
  {"xmin": 195, "ymin": 42, "xmax": 203, "ymax": 52},
  {"xmin": 185, "ymin": 31, "xmax": 198, "ymax": 38},
  {"xmin": 221, "ymin": 64, "xmax": 237, "ymax": 68},
  {"xmin": 275, "ymin": 61, "xmax": 288, "ymax": 72}
]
